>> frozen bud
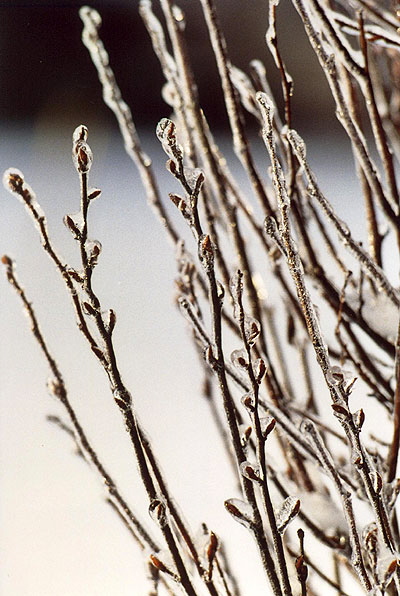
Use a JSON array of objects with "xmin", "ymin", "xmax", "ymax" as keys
[
  {"xmin": 241, "ymin": 391, "xmax": 255, "ymax": 411},
  {"xmin": 326, "ymin": 365, "xmax": 352, "ymax": 387},
  {"xmin": 205, "ymin": 531, "xmax": 218, "ymax": 566},
  {"xmin": 231, "ymin": 348, "xmax": 248, "ymax": 369},
  {"xmin": 149, "ymin": 498, "xmax": 167, "ymax": 528},
  {"xmin": 72, "ymin": 125, "xmax": 93, "ymax": 173},
  {"xmin": 3, "ymin": 168, "xmax": 24, "ymax": 194},
  {"xmin": 82, "ymin": 301, "xmax": 98, "ymax": 316},
  {"xmin": 149, "ymin": 554, "xmax": 178, "ymax": 580},
  {"xmin": 198, "ymin": 234, "xmax": 214, "ymax": 271},
  {"xmin": 73, "ymin": 124, "xmax": 88, "ymax": 144},
  {"xmin": 169, "ymin": 193, "xmax": 189, "ymax": 218},
  {"xmin": 204, "ymin": 345, "xmax": 218, "ymax": 370},
  {"xmin": 244, "ymin": 315, "xmax": 260, "ymax": 346},
  {"xmin": 113, "ymin": 388, "xmax": 132, "ymax": 410},
  {"xmin": 107, "ymin": 309, "xmax": 117, "ymax": 334},
  {"xmin": 73, "ymin": 142, "xmax": 93, "ymax": 174},
  {"xmin": 156, "ymin": 118, "xmax": 183, "ymax": 162},
  {"xmin": 224, "ymin": 498, "xmax": 254, "ymax": 529},
  {"xmin": 63, "ymin": 215, "xmax": 81, "ymax": 239},
  {"xmin": 331, "ymin": 403, "xmax": 350, "ymax": 419},
  {"xmin": 254, "ymin": 358, "xmax": 266, "ymax": 384},
  {"xmin": 240, "ymin": 461, "xmax": 262, "ymax": 483},
  {"xmin": 352, "ymin": 453, "xmax": 364, "ymax": 468},
  {"xmin": 379, "ymin": 557, "xmax": 398, "ymax": 588},
  {"xmin": 183, "ymin": 166, "xmax": 204, "ymax": 192},
  {"xmin": 86, "ymin": 239, "xmax": 102, "ymax": 268},
  {"xmin": 363, "ymin": 523, "xmax": 378, "ymax": 552},
  {"xmin": 166, "ymin": 159, "xmax": 177, "ymax": 176},
  {"xmin": 47, "ymin": 378, "xmax": 63, "ymax": 399},
  {"xmin": 295, "ymin": 555, "xmax": 308, "ymax": 584},
  {"xmin": 372, "ymin": 471, "xmax": 383, "ymax": 494},
  {"xmin": 354, "ymin": 408, "xmax": 365, "ymax": 430},
  {"xmin": 256, "ymin": 91, "xmax": 274, "ymax": 118},
  {"xmin": 276, "ymin": 496, "xmax": 301, "ymax": 534},
  {"xmin": 1, "ymin": 254, "xmax": 13, "ymax": 267},
  {"xmin": 240, "ymin": 424, "xmax": 252, "ymax": 447},
  {"xmin": 67, "ymin": 268, "xmax": 84, "ymax": 283},
  {"xmin": 88, "ymin": 188, "xmax": 101, "ymax": 201},
  {"xmin": 261, "ymin": 416, "xmax": 276, "ymax": 439}
]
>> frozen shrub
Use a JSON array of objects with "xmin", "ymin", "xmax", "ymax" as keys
[{"xmin": 3, "ymin": 1, "xmax": 400, "ymax": 594}]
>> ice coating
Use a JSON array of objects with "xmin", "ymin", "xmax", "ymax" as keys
[
  {"xmin": 72, "ymin": 124, "xmax": 88, "ymax": 144},
  {"xmin": 3, "ymin": 168, "xmax": 25, "ymax": 194},
  {"xmin": 326, "ymin": 365, "xmax": 348, "ymax": 387},
  {"xmin": 231, "ymin": 348, "xmax": 248, "ymax": 370},
  {"xmin": 241, "ymin": 391, "xmax": 255, "ymax": 411},
  {"xmin": 79, "ymin": 6, "xmax": 101, "ymax": 29},
  {"xmin": 86, "ymin": 239, "xmax": 102, "ymax": 267},
  {"xmin": 72, "ymin": 125, "xmax": 93, "ymax": 174},
  {"xmin": 230, "ymin": 270, "xmax": 244, "ymax": 322},
  {"xmin": 224, "ymin": 498, "xmax": 254, "ymax": 529},
  {"xmin": 244, "ymin": 314, "xmax": 260, "ymax": 347},
  {"xmin": 3, "ymin": 168, "xmax": 45, "ymax": 222},
  {"xmin": 240, "ymin": 461, "xmax": 261, "ymax": 483},
  {"xmin": 156, "ymin": 118, "xmax": 183, "ymax": 162},
  {"xmin": 275, "ymin": 496, "xmax": 300, "ymax": 535},
  {"xmin": 253, "ymin": 358, "xmax": 266, "ymax": 384},
  {"xmin": 148, "ymin": 498, "xmax": 167, "ymax": 528},
  {"xmin": 182, "ymin": 166, "xmax": 204, "ymax": 193}
]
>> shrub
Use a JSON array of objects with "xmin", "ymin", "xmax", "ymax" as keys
[{"xmin": 3, "ymin": 1, "xmax": 400, "ymax": 594}]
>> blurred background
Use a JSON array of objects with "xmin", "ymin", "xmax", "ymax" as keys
[
  {"xmin": 0, "ymin": 0, "xmax": 337, "ymax": 133},
  {"xmin": 0, "ymin": 2, "xmax": 364, "ymax": 595}
]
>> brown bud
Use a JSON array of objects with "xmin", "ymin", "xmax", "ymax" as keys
[
  {"xmin": 149, "ymin": 555, "xmax": 178, "ymax": 580},
  {"xmin": 83, "ymin": 301, "xmax": 97, "ymax": 316},
  {"xmin": 88, "ymin": 188, "xmax": 101, "ymax": 200},
  {"xmin": 108, "ymin": 309, "xmax": 117, "ymax": 334},
  {"xmin": 331, "ymin": 403, "xmax": 350, "ymax": 418},
  {"xmin": 354, "ymin": 408, "xmax": 365, "ymax": 430},
  {"xmin": 206, "ymin": 531, "xmax": 218, "ymax": 563},
  {"xmin": 4, "ymin": 169, "xmax": 24, "ymax": 193},
  {"xmin": 1, "ymin": 255, "xmax": 12, "ymax": 267},
  {"xmin": 91, "ymin": 344, "xmax": 104, "ymax": 360},
  {"xmin": 263, "ymin": 418, "xmax": 276, "ymax": 439},
  {"xmin": 63, "ymin": 215, "xmax": 81, "ymax": 239}
]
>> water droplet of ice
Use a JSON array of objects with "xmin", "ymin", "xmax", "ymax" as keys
[
  {"xmin": 156, "ymin": 118, "xmax": 183, "ymax": 162},
  {"xmin": 149, "ymin": 498, "xmax": 167, "ymax": 527},
  {"xmin": 224, "ymin": 498, "xmax": 254, "ymax": 529},
  {"xmin": 86, "ymin": 239, "xmax": 102, "ymax": 267},
  {"xmin": 231, "ymin": 348, "xmax": 248, "ymax": 369},
  {"xmin": 240, "ymin": 461, "xmax": 262, "ymax": 483},
  {"xmin": 276, "ymin": 496, "xmax": 301, "ymax": 534},
  {"xmin": 244, "ymin": 314, "xmax": 261, "ymax": 346}
]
